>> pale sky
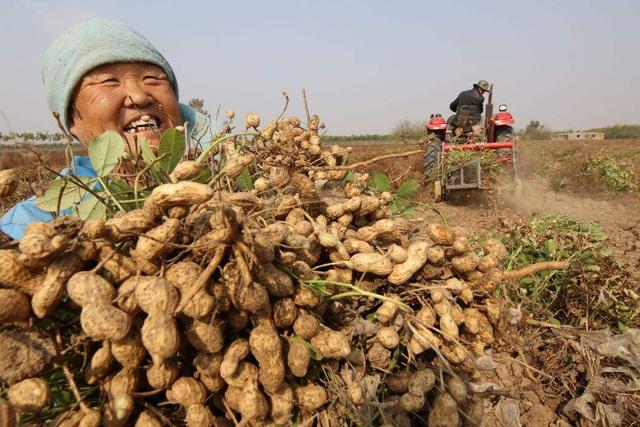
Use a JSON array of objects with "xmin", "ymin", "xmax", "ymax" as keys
[{"xmin": 1, "ymin": 0, "xmax": 638, "ymax": 135}]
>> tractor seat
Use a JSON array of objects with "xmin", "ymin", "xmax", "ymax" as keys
[{"xmin": 453, "ymin": 105, "xmax": 482, "ymax": 133}]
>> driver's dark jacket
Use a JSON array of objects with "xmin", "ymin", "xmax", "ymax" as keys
[{"xmin": 449, "ymin": 88, "xmax": 484, "ymax": 115}]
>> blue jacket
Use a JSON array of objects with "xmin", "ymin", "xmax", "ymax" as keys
[{"xmin": 0, "ymin": 156, "xmax": 97, "ymax": 240}]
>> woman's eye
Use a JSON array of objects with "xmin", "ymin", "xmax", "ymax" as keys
[
  {"xmin": 144, "ymin": 75, "xmax": 167, "ymax": 83},
  {"xmin": 100, "ymin": 78, "xmax": 118, "ymax": 84}
]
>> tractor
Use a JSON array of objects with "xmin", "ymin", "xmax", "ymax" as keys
[{"xmin": 422, "ymin": 84, "xmax": 518, "ymax": 202}]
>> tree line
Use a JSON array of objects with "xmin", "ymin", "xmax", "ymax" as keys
[
  {"xmin": 0, "ymin": 131, "xmax": 67, "ymax": 143},
  {"xmin": 516, "ymin": 122, "xmax": 640, "ymax": 140}
]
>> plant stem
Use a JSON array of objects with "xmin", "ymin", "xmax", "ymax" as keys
[
  {"xmin": 97, "ymin": 177, "xmax": 124, "ymax": 211},
  {"xmin": 395, "ymin": 196, "xmax": 445, "ymax": 223},
  {"xmin": 306, "ymin": 149, "xmax": 423, "ymax": 171},
  {"xmin": 302, "ymin": 89, "xmax": 311, "ymax": 127},
  {"xmin": 175, "ymin": 245, "xmax": 226, "ymax": 314},
  {"xmin": 195, "ymin": 132, "xmax": 256, "ymax": 164}
]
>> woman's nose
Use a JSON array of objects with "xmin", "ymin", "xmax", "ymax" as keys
[{"xmin": 123, "ymin": 80, "xmax": 152, "ymax": 108}]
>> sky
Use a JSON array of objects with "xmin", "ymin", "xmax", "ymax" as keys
[{"xmin": 0, "ymin": 0, "xmax": 639, "ymax": 135}]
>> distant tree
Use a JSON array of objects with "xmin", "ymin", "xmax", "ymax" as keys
[
  {"xmin": 526, "ymin": 121, "xmax": 540, "ymax": 131},
  {"xmin": 391, "ymin": 119, "xmax": 427, "ymax": 143},
  {"xmin": 188, "ymin": 98, "xmax": 210, "ymax": 117},
  {"xmin": 519, "ymin": 120, "xmax": 553, "ymax": 140},
  {"xmin": 588, "ymin": 124, "xmax": 640, "ymax": 139}
]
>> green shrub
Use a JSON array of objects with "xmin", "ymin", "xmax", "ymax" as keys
[
  {"xmin": 588, "ymin": 124, "xmax": 640, "ymax": 139},
  {"xmin": 498, "ymin": 214, "xmax": 636, "ymax": 329},
  {"xmin": 391, "ymin": 119, "xmax": 426, "ymax": 142},
  {"xmin": 580, "ymin": 156, "xmax": 638, "ymax": 193}
]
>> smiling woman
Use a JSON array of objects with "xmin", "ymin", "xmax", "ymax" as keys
[
  {"xmin": 69, "ymin": 62, "xmax": 182, "ymax": 150},
  {"xmin": 0, "ymin": 18, "xmax": 210, "ymax": 240}
]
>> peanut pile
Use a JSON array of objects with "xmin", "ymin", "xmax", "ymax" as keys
[{"xmin": 0, "ymin": 113, "xmax": 523, "ymax": 427}]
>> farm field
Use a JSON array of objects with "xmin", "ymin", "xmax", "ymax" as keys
[
  {"xmin": 348, "ymin": 139, "xmax": 640, "ymax": 229},
  {"xmin": 349, "ymin": 138, "xmax": 640, "ymax": 285}
]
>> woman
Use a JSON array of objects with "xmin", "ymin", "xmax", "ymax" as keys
[{"xmin": 0, "ymin": 18, "xmax": 210, "ymax": 239}]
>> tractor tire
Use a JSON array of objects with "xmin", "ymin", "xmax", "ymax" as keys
[
  {"xmin": 423, "ymin": 138, "xmax": 442, "ymax": 177},
  {"xmin": 496, "ymin": 126, "xmax": 514, "ymax": 142}
]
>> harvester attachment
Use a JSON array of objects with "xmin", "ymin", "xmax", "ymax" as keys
[{"xmin": 444, "ymin": 159, "xmax": 482, "ymax": 190}]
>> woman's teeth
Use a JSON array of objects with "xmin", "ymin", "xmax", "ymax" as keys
[{"xmin": 125, "ymin": 117, "xmax": 159, "ymax": 134}]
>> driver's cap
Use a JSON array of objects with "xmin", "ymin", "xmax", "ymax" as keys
[{"xmin": 474, "ymin": 80, "xmax": 490, "ymax": 92}]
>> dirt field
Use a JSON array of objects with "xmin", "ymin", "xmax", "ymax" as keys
[{"xmin": 349, "ymin": 139, "xmax": 640, "ymax": 270}]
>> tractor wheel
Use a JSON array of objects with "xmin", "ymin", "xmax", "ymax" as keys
[
  {"xmin": 496, "ymin": 126, "xmax": 514, "ymax": 142},
  {"xmin": 423, "ymin": 137, "xmax": 442, "ymax": 177}
]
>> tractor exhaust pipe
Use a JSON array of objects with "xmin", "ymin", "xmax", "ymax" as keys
[{"xmin": 485, "ymin": 83, "xmax": 494, "ymax": 142}]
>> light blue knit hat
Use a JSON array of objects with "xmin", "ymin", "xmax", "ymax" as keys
[{"xmin": 42, "ymin": 18, "xmax": 180, "ymax": 132}]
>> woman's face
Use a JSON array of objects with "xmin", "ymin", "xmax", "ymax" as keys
[{"xmin": 69, "ymin": 62, "xmax": 182, "ymax": 151}]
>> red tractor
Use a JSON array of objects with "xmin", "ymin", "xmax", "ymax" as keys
[{"xmin": 422, "ymin": 85, "xmax": 518, "ymax": 201}]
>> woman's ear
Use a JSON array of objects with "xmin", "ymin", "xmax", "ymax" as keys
[
  {"xmin": 67, "ymin": 104, "xmax": 80, "ymax": 139},
  {"xmin": 68, "ymin": 120, "xmax": 78, "ymax": 139}
]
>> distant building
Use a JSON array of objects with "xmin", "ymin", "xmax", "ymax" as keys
[{"xmin": 552, "ymin": 131, "xmax": 605, "ymax": 141}]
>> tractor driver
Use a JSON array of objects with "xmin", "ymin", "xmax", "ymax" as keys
[{"xmin": 448, "ymin": 80, "xmax": 490, "ymax": 131}]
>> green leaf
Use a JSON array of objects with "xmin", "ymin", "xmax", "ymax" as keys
[
  {"xmin": 545, "ymin": 239, "xmax": 557, "ymax": 256},
  {"xmin": 343, "ymin": 170, "xmax": 354, "ymax": 183},
  {"xmin": 138, "ymin": 136, "xmax": 157, "ymax": 166},
  {"xmin": 52, "ymin": 388, "xmax": 74, "ymax": 407},
  {"xmin": 400, "ymin": 207, "xmax": 417, "ymax": 219},
  {"xmin": 370, "ymin": 171, "xmax": 391, "ymax": 192},
  {"xmin": 158, "ymin": 128, "xmax": 185, "ymax": 174},
  {"xmin": 236, "ymin": 167, "xmax": 254, "ymax": 190},
  {"xmin": 365, "ymin": 313, "xmax": 378, "ymax": 322},
  {"xmin": 396, "ymin": 199, "xmax": 411, "ymax": 211},
  {"xmin": 303, "ymin": 279, "xmax": 332, "ymax": 297},
  {"xmin": 88, "ymin": 131, "xmax": 125, "ymax": 177},
  {"xmin": 308, "ymin": 345, "xmax": 323, "ymax": 361},
  {"xmin": 108, "ymin": 180, "xmax": 139, "ymax": 211},
  {"xmin": 290, "ymin": 336, "xmax": 322, "ymax": 361},
  {"xmin": 275, "ymin": 263, "xmax": 296, "ymax": 280},
  {"xmin": 519, "ymin": 277, "xmax": 535, "ymax": 285},
  {"xmin": 108, "ymin": 179, "xmax": 132, "ymax": 195},
  {"xmin": 549, "ymin": 317, "xmax": 561, "ymax": 326},
  {"xmin": 396, "ymin": 179, "xmax": 420, "ymax": 198},
  {"xmin": 599, "ymin": 247, "xmax": 614, "ymax": 258},
  {"xmin": 138, "ymin": 137, "xmax": 166, "ymax": 183},
  {"xmin": 389, "ymin": 346, "xmax": 401, "ymax": 369},
  {"xmin": 78, "ymin": 195, "xmax": 107, "ymax": 220},
  {"xmin": 577, "ymin": 250, "xmax": 593, "ymax": 262},
  {"xmin": 192, "ymin": 167, "xmax": 213, "ymax": 184},
  {"xmin": 390, "ymin": 200, "xmax": 400, "ymax": 215},
  {"xmin": 35, "ymin": 177, "xmax": 95, "ymax": 212}
]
